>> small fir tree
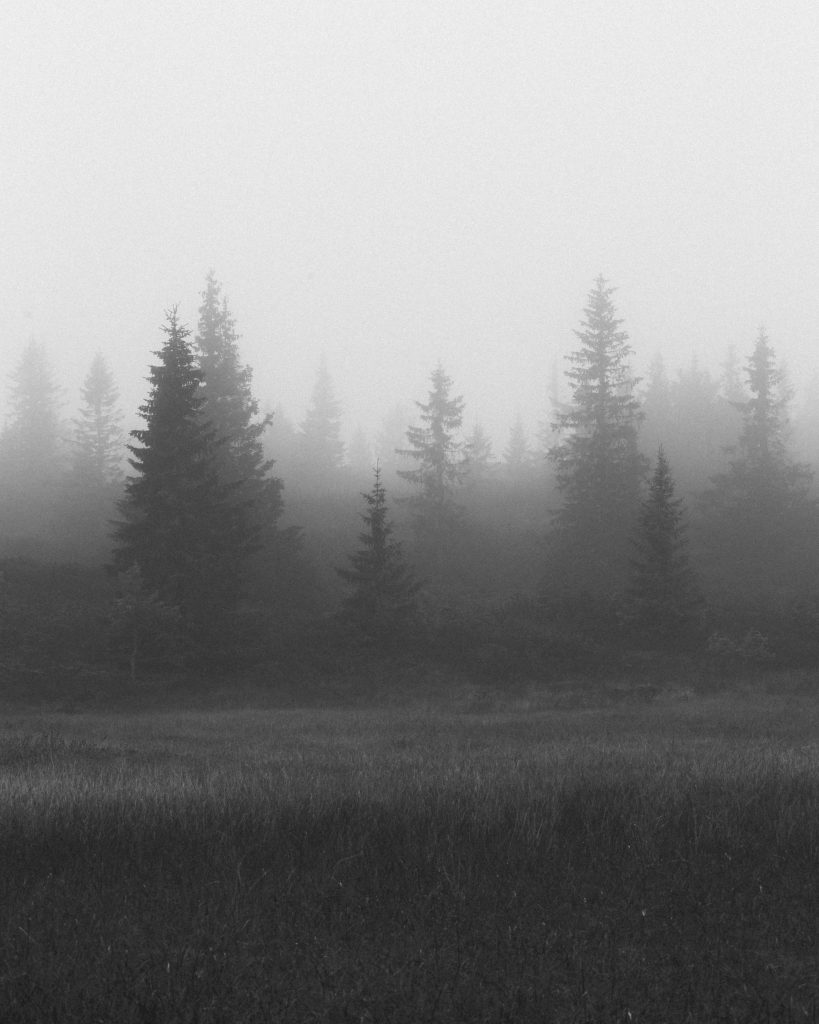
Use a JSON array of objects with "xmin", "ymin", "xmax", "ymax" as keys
[
  {"xmin": 72, "ymin": 352, "xmax": 123, "ymax": 488},
  {"xmin": 398, "ymin": 363, "xmax": 466, "ymax": 540},
  {"xmin": 629, "ymin": 446, "xmax": 700, "ymax": 643},
  {"xmin": 114, "ymin": 309, "xmax": 248, "ymax": 648},
  {"xmin": 0, "ymin": 339, "xmax": 63, "ymax": 487},
  {"xmin": 298, "ymin": 356, "xmax": 345, "ymax": 477},
  {"xmin": 547, "ymin": 276, "xmax": 647, "ymax": 593},
  {"xmin": 503, "ymin": 412, "xmax": 533, "ymax": 476},
  {"xmin": 0, "ymin": 339, "xmax": 64, "ymax": 551},
  {"xmin": 700, "ymin": 329, "xmax": 817, "ymax": 598},
  {"xmin": 337, "ymin": 464, "xmax": 420, "ymax": 637},
  {"xmin": 61, "ymin": 353, "xmax": 124, "ymax": 561},
  {"xmin": 108, "ymin": 564, "xmax": 182, "ymax": 682}
]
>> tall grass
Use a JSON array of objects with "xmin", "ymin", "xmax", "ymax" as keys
[{"xmin": 1, "ymin": 692, "xmax": 818, "ymax": 1021}]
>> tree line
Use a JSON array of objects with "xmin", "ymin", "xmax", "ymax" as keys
[{"xmin": 2, "ymin": 272, "xmax": 818, "ymax": 681}]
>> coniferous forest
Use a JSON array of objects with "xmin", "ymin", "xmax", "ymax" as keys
[{"xmin": 2, "ymin": 271, "xmax": 819, "ymax": 691}]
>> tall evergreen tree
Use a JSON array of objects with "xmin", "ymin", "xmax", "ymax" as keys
[
  {"xmin": 398, "ymin": 363, "xmax": 466, "ymax": 541},
  {"xmin": 629, "ymin": 446, "xmax": 700, "ymax": 644},
  {"xmin": 700, "ymin": 329, "xmax": 816, "ymax": 599},
  {"xmin": 547, "ymin": 276, "xmax": 647, "ymax": 593},
  {"xmin": 337, "ymin": 464, "xmax": 420, "ymax": 637},
  {"xmin": 298, "ymin": 356, "xmax": 345, "ymax": 478},
  {"xmin": 114, "ymin": 309, "xmax": 249, "ymax": 646},
  {"xmin": 194, "ymin": 272, "xmax": 283, "ymax": 533}
]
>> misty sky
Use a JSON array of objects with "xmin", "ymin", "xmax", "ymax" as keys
[{"xmin": 2, "ymin": 0, "xmax": 818, "ymax": 449}]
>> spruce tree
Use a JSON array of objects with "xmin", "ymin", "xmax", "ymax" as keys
[
  {"xmin": 0, "ymin": 340, "xmax": 64, "ymax": 551},
  {"xmin": 114, "ymin": 309, "xmax": 248, "ymax": 647},
  {"xmin": 298, "ymin": 357, "xmax": 345, "ymax": 478},
  {"xmin": 547, "ymin": 276, "xmax": 647, "ymax": 593},
  {"xmin": 72, "ymin": 352, "xmax": 123, "ymax": 488},
  {"xmin": 0, "ymin": 339, "xmax": 62, "ymax": 488},
  {"xmin": 464, "ymin": 423, "xmax": 494, "ymax": 484},
  {"xmin": 61, "ymin": 353, "xmax": 124, "ymax": 561},
  {"xmin": 194, "ymin": 272, "xmax": 283, "ymax": 536},
  {"xmin": 700, "ymin": 329, "xmax": 816, "ymax": 599},
  {"xmin": 629, "ymin": 446, "xmax": 700, "ymax": 644},
  {"xmin": 398, "ymin": 363, "xmax": 466, "ymax": 541},
  {"xmin": 503, "ymin": 413, "xmax": 532, "ymax": 476},
  {"xmin": 337, "ymin": 464, "xmax": 420, "ymax": 637}
]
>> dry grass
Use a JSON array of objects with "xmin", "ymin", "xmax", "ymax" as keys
[{"xmin": 1, "ymin": 684, "xmax": 818, "ymax": 1022}]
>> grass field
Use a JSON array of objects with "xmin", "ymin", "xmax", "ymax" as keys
[{"xmin": 1, "ymin": 676, "xmax": 818, "ymax": 1022}]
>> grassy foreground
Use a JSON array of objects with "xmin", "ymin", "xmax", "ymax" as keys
[{"xmin": 1, "ymin": 682, "xmax": 818, "ymax": 1022}]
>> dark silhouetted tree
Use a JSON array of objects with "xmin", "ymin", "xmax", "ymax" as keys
[
  {"xmin": 547, "ymin": 277, "xmax": 647, "ymax": 594},
  {"xmin": 628, "ymin": 446, "xmax": 701, "ymax": 644},
  {"xmin": 337, "ymin": 464, "xmax": 420, "ymax": 638},
  {"xmin": 108, "ymin": 564, "xmax": 182, "ymax": 681},
  {"xmin": 114, "ymin": 309, "xmax": 250, "ymax": 650}
]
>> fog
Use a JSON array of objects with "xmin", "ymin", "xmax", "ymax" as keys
[{"xmin": 2, "ymin": 0, "xmax": 819, "ymax": 447}]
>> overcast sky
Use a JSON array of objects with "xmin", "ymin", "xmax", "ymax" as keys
[{"xmin": 2, "ymin": 0, "xmax": 818, "ymax": 448}]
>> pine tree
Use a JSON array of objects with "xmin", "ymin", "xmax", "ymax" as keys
[
  {"xmin": 398, "ymin": 363, "xmax": 466, "ymax": 541},
  {"xmin": 194, "ymin": 272, "xmax": 283, "ymax": 536},
  {"xmin": 629, "ymin": 446, "xmax": 700, "ymax": 643},
  {"xmin": 114, "ymin": 309, "xmax": 249, "ymax": 646},
  {"xmin": 298, "ymin": 356, "xmax": 345, "ymax": 478},
  {"xmin": 337, "ymin": 463, "xmax": 420, "ymax": 637},
  {"xmin": 547, "ymin": 276, "xmax": 647, "ymax": 593},
  {"xmin": 72, "ymin": 352, "xmax": 123, "ymax": 488},
  {"xmin": 700, "ymin": 329, "xmax": 816, "ymax": 599}
]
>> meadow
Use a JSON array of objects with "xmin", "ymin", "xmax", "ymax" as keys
[{"xmin": 1, "ymin": 675, "xmax": 818, "ymax": 1022}]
